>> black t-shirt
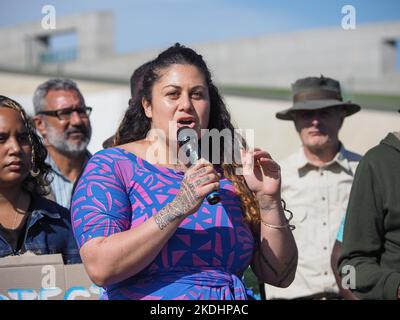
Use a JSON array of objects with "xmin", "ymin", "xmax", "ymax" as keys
[{"xmin": 0, "ymin": 197, "xmax": 33, "ymax": 253}]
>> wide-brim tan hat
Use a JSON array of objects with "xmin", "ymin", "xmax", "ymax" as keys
[{"xmin": 276, "ymin": 75, "xmax": 361, "ymax": 121}]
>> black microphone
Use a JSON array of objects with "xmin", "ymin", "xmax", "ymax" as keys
[{"xmin": 177, "ymin": 127, "xmax": 221, "ymax": 205}]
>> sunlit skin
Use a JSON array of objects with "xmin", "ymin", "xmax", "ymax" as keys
[
  {"xmin": 33, "ymin": 89, "xmax": 91, "ymax": 182},
  {"xmin": 142, "ymin": 64, "xmax": 211, "ymax": 145},
  {"xmin": 34, "ymin": 89, "xmax": 91, "ymax": 151},
  {"xmin": 294, "ymin": 107, "xmax": 345, "ymax": 166},
  {"xmin": 0, "ymin": 108, "xmax": 31, "ymax": 229},
  {"xmin": 0, "ymin": 108, "xmax": 31, "ymax": 187}
]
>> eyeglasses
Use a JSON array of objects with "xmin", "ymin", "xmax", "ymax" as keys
[{"xmin": 37, "ymin": 106, "xmax": 92, "ymax": 121}]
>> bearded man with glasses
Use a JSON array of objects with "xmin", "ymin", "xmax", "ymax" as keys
[{"xmin": 33, "ymin": 78, "xmax": 92, "ymax": 209}]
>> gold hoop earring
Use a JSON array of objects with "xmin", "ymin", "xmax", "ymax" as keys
[
  {"xmin": 30, "ymin": 168, "xmax": 40, "ymax": 177},
  {"xmin": 30, "ymin": 147, "xmax": 40, "ymax": 178}
]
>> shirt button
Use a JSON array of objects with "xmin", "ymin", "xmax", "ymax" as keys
[
  {"xmin": 324, "ymin": 271, "xmax": 328, "ymax": 275},
  {"xmin": 323, "ymin": 222, "xmax": 327, "ymax": 226},
  {"xmin": 322, "ymin": 196, "xmax": 326, "ymax": 201},
  {"xmin": 320, "ymin": 171, "xmax": 324, "ymax": 176},
  {"xmin": 323, "ymin": 246, "xmax": 327, "ymax": 250}
]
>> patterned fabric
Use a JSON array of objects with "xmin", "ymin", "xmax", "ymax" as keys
[{"xmin": 71, "ymin": 147, "xmax": 254, "ymax": 300}]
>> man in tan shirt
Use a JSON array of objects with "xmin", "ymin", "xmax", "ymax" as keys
[{"xmin": 265, "ymin": 76, "xmax": 362, "ymax": 299}]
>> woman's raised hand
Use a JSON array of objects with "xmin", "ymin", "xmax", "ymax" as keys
[{"xmin": 240, "ymin": 148, "xmax": 281, "ymax": 201}]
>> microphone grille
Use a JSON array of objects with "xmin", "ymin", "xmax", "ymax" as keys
[{"xmin": 177, "ymin": 127, "xmax": 197, "ymax": 147}]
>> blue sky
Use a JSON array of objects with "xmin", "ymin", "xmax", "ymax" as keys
[{"xmin": 0, "ymin": 0, "xmax": 399, "ymax": 53}]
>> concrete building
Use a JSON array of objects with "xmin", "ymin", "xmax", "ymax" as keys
[
  {"xmin": 0, "ymin": 11, "xmax": 114, "ymax": 71},
  {"xmin": 1, "ymin": 70, "xmax": 398, "ymax": 160},
  {"xmin": 0, "ymin": 11, "xmax": 399, "ymax": 94},
  {"xmin": 0, "ymin": 11, "xmax": 399, "ymax": 157}
]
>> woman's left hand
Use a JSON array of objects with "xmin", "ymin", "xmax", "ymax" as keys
[{"xmin": 240, "ymin": 148, "xmax": 281, "ymax": 200}]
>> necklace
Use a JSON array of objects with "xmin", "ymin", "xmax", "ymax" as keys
[
  {"xmin": 12, "ymin": 191, "xmax": 27, "ymax": 230},
  {"xmin": 6, "ymin": 192, "xmax": 23, "ymax": 230},
  {"xmin": 0, "ymin": 202, "xmax": 21, "ymax": 230},
  {"xmin": 11, "ymin": 206, "xmax": 22, "ymax": 230}
]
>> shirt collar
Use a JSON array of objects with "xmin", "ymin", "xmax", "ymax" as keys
[
  {"xmin": 46, "ymin": 153, "xmax": 62, "ymax": 177},
  {"xmin": 27, "ymin": 194, "xmax": 62, "ymax": 230},
  {"xmin": 296, "ymin": 142, "xmax": 352, "ymax": 173},
  {"xmin": 46, "ymin": 150, "xmax": 91, "ymax": 180},
  {"xmin": 32, "ymin": 208, "xmax": 61, "ymax": 220},
  {"xmin": 334, "ymin": 144, "xmax": 353, "ymax": 173}
]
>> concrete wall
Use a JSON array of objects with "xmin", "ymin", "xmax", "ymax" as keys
[
  {"xmin": 1, "ymin": 11, "xmax": 399, "ymax": 93},
  {"xmin": 224, "ymin": 96, "xmax": 399, "ymax": 161},
  {"xmin": 1, "ymin": 72, "xmax": 397, "ymax": 161},
  {"xmin": 199, "ymin": 22, "xmax": 400, "ymax": 94},
  {"xmin": 59, "ymin": 21, "xmax": 400, "ymax": 94},
  {"xmin": 0, "ymin": 11, "xmax": 113, "ymax": 70}
]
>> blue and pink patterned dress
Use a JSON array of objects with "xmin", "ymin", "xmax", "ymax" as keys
[{"xmin": 71, "ymin": 147, "xmax": 255, "ymax": 300}]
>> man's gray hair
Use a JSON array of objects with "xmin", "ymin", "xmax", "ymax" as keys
[{"xmin": 33, "ymin": 78, "xmax": 83, "ymax": 114}]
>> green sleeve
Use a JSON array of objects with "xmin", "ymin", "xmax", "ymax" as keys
[{"xmin": 338, "ymin": 156, "xmax": 400, "ymax": 300}]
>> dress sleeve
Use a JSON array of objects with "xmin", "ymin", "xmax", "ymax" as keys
[{"xmin": 71, "ymin": 150, "xmax": 132, "ymax": 249}]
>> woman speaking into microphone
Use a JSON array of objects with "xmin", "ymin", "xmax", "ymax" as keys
[{"xmin": 71, "ymin": 44, "xmax": 297, "ymax": 300}]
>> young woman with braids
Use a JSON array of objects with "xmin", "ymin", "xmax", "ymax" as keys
[
  {"xmin": 0, "ymin": 95, "xmax": 80, "ymax": 264},
  {"xmin": 71, "ymin": 44, "xmax": 297, "ymax": 299}
]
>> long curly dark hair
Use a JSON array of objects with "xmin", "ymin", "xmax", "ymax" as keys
[
  {"xmin": 0, "ymin": 95, "xmax": 51, "ymax": 196},
  {"xmin": 114, "ymin": 43, "xmax": 260, "ymax": 226}
]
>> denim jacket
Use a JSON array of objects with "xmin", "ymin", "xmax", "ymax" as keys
[{"xmin": 0, "ymin": 193, "xmax": 81, "ymax": 264}]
